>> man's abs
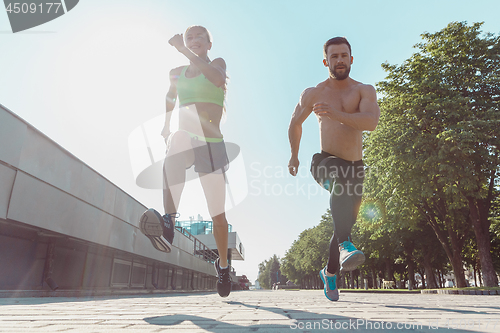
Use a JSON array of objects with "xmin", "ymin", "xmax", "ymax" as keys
[{"xmin": 319, "ymin": 122, "xmax": 363, "ymax": 161}]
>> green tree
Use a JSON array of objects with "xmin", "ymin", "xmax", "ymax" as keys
[
  {"xmin": 411, "ymin": 220, "xmax": 450, "ymax": 288},
  {"xmin": 281, "ymin": 211, "xmax": 333, "ymax": 286},
  {"xmin": 365, "ymin": 21, "xmax": 500, "ymax": 287},
  {"xmin": 280, "ymin": 240, "xmax": 304, "ymax": 284},
  {"xmin": 257, "ymin": 255, "xmax": 286, "ymax": 289},
  {"xmin": 351, "ymin": 220, "xmax": 386, "ymax": 288}
]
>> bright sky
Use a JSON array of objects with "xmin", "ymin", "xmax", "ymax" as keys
[{"xmin": 1, "ymin": 0, "xmax": 499, "ymax": 283}]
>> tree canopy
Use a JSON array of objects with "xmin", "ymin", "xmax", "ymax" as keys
[{"xmin": 274, "ymin": 21, "xmax": 500, "ymax": 289}]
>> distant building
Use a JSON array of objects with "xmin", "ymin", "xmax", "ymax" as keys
[
  {"xmin": 175, "ymin": 217, "xmax": 245, "ymax": 284},
  {"xmin": 176, "ymin": 215, "xmax": 232, "ymax": 235},
  {"xmin": 254, "ymin": 280, "xmax": 261, "ymax": 290},
  {"xmin": 0, "ymin": 104, "xmax": 242, "ymax": 293}
]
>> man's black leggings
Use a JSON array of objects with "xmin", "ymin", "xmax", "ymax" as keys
[{"xmin": 310, "ymin": 151, "xmax": 364, "ymax": 274}]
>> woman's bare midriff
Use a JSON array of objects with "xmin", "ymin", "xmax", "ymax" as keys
[{"xmin": 179, "ymin": 102, "xmax": 223, "ymax": 138}]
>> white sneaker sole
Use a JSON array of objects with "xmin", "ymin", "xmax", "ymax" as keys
[
  {"xmin": 140, "ymin": 209, "xmax": 172, "ymax": 253},
  {"xmin": 340, "ymin": 251, "xmax": 365, "ymax": 272}
]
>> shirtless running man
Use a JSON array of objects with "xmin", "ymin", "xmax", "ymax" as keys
[{"xmin": 288, "ymin": 37, "xmax": 380, "ymax": 301}]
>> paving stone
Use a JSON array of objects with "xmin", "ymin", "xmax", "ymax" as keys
[{"xmin": 0, "ymin": 290, "xmax": 499, "ymax": 332}]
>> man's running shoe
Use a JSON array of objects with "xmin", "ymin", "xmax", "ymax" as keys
[
  {"xmin": 214, "ymin": 258, "xmax": 231, "ymax": 297},
  {"xmin": 319, "ymin": 267, "xmax": 339, "ymax": 301},
  {"xmin": 339, "ymin": 240, "xmax": 365, "ymax": 272},
  {"xmin": 139, "ymin": 209, "xmax": 176, "ymax": 253}
]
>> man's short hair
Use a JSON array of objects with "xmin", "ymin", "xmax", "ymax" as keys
[{"xmin": 323, "ymin": 37, "xmax": 352, "ymax": 58}]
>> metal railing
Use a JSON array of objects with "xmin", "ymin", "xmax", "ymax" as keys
[{"xmin": 175, "ymin": 226, "xmax": 219, "ymax": 263}]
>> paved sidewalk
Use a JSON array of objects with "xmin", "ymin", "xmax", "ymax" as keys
[{"xmin": 0, "ymin": 290, "xmax": 499, "ymax": 332}]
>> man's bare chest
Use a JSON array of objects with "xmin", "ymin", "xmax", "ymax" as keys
[{"xmin": 315, "ymin": 89, "xmax": 361, "ymax": 114}]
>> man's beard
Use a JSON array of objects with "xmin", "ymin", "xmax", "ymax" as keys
[{"xmin": 329, "ymin": 65, "xmax": 350, "ymax": 80}]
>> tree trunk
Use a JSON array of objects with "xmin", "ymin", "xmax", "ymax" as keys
[
  {"xmin": 418, "ymin": 268, "xmax": 426, "ymax": 289},
  {"xmin": 385, "ymin": 258, "xmax": 394, "ymax": 281},
  {"xmin": 477, "ymin": 265, "xmax": 482, "ymax": 287},
  {"xmin": 371, "ymin": 269, "xmax": 377, "ymax": 289},
  {"xmin": 468, "ymin": 198, "xmax": 499, "ymax": 287},
  {"xmin": 429, "ymin": 215, "xmax": 467, "ymax": 287},
  {"xmin": 446, "ymin": 217, "xmax": 468, "ymax": 287},
  {"xmin": 407, "ymin": 259, "xmax": 415, "ymax": 290},
  {"xmin": 420, "ymin": 205, "xmax": 467, "ymax": 287},
  {"xmin": 423, "ymin": 252, "xmax": 438, "ymax": 289},
  {"xmin": 403, "ymin": 242, "xmax": 416, "ymax": 290},
  {"xmin": 473, "ymin": 263, "xmax": 477, "ymax": 287},
  {"xmin": 450, "ymin": 251, "xmax": 467, "ymax": 287}
]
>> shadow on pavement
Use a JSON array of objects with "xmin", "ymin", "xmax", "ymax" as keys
[
  {"xmin": 385, "ymin": 303, "xmax": 500, "ymax": 314},
  {"xmin": 144, "ymin": 300, "xmax": 483, "ymax": 332}
]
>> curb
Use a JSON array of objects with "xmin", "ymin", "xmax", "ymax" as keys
[
  {"xmin": 340, "ymin": 289, "xmax": 419, "ymax": 294},
  {"xmin": 421, "ymin": 289, "xmax": 499, "ymax": 295},
  {"xmin": 282, "ymin": 289, "xmax": 500, "ymax": 295}
]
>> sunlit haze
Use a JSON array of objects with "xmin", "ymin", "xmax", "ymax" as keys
[{"xmin": 1, "ymin": 0, "xmax": 499, "ymax": 283}]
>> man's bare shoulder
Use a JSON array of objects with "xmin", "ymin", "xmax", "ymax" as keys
[
  {"xmin": 350, "ymin": 79, "xmax": 375, "ymax": 91},
  {"xmin": 298, "ymin": 87, "xmax": 313, "ymax": 107},
  {"xmin": 340, "ymin": 80, "xmax": 377, "ymax": 99},
  {"xmin": 300, "ymin": 86, "xmax": 314, "ymax": 98},
  {"xmin": 300, "ymin": 80, "xmax": 329, "ymax": 105},
  {"xmin": 356, "ymin": 82, "xmax": 377, "ymax": 96}
]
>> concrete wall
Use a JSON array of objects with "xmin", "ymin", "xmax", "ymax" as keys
[{"xmin": 0, "ymin": 104, "xmax": 216, "ymax": 291}]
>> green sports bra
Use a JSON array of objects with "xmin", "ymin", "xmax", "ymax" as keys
[{"xmin": 177, "ymin": 66, "xmax": 224, "ymax": 107}]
